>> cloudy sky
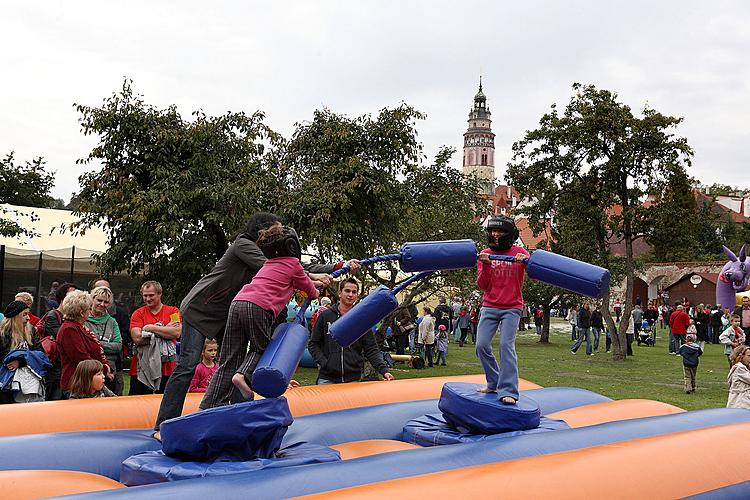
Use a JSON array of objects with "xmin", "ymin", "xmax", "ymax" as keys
[{"xmin": 2, "ymin": 1, "xmax": 749, "ymax": 202}]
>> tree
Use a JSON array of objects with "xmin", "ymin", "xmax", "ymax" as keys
[
  {"xmin": 68, "ymin": 80, "xmax": 282, "ymax": 302},
  {"xmin": 507, "ymin": 83, "xmax": 693, "ymax": 361},
  {"xmin": 281, "ymin": 107, "xmax": 485, "ymax": 314},
  {"xmin": 0, "ymin": 152, "xmax": 57, "ymax": 238}
]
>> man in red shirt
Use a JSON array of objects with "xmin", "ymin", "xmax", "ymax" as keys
[
  {"xmin": 669, "ymin": 304, "xmax": 690, "ymax": 352},
  {"xmin": 129, "ymin": 281, "xmax": 181, "ymax": 395}
]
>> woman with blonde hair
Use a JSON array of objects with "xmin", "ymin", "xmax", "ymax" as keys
[
  {"xmin": 85, "ymin": 286, "xmax": 123, "ymax": 395},
  {"xmin": 0, "ymin": 301, "xmax": 44, "ymax": 403},
  {"xmin": 56, "ymin": 290, "xmax": 111, "ymax": 398}
]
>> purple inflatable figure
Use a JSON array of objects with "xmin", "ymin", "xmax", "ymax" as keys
[{"xmin": 716, "ymin": 245, "xmax": 750, "ymax": 310}]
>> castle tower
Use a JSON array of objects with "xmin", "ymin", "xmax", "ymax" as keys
[{"xmin": 462, "ymin": 77, "xmax": 496, "ymax": 195}]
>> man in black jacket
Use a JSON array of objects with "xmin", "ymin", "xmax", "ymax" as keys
[
  {"xmin": 309, "ymin": 278, "xmax": 394, "ymax": 384},
  {"xmin": 571, "ymin": 302, "xmax": 593, "ymax": 355},
  {"xmin": 154, "ymin": 213, "xmax": 358, "ymax": 433}
]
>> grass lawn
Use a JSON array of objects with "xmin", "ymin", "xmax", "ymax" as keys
[{"xmin": 292, "ymin": 317, "xmax": 731, "ymax": 411}]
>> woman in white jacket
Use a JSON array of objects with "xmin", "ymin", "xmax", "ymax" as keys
[
  {"xmin": 727, "ymin": 345, "xmax": 750, "ymax": 410},
  {"xmin": 418, "ymin": 307, "xmax": 436, "ymax": 368}
]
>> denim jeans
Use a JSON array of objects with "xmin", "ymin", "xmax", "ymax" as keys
[
  {"xmin": 571, "ymin": 327, "xmax": 592, "ymax": 355},
  {"xmin": 476, "ymin": 307, "xmax": 521, "ymax": 400},
  {"xmin": 668, "ymin": 327, "xmax": 676, "ymax": 353},
  {"xmin": 591, "ymin": 327, "xmax": 601, "ymax": 351},
  {"xmin": 571, "ymin": 324, "xmax": 577, "ymax": 341},
  {"xmin": 153, "ymin": 321, "xmax": 207, "ymax": 430},
  {"xmin": 436, "ymin": 350, "xmax": 446, "ymax": 365}
]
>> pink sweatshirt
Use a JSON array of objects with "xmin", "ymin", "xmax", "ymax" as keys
[
  {"xmin": 476, "ymin": 246, "xmax": 529, "ymax": 310},
  {"xmin": 233, "ymin": 257, "xmax": 319, "ymax": 316}
]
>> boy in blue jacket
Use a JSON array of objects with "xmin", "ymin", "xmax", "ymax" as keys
[{"xmin": 677, "ymin": 333, "xmax": 702, "ymax": 394}]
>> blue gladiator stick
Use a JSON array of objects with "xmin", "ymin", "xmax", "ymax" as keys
[
  {"xmin": 329, "ymin": 271, "xmax": 434, "ymax": 348},
  {"xmin": 489, "ymin": 249, "xmax": 610, "ymax": 299}
]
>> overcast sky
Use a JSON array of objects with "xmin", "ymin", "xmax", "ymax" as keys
[{"xmin": 2, "ymin": 1, "xmax": 749, "ymax": 202}]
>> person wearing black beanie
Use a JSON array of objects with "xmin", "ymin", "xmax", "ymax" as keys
[
  {"xmin": 3, "ymin": 300, "xmax": 28, "ymax": 319},
  {"xmin": 1, "ymin": 299, "xmax": 43, "ymax": 403}
]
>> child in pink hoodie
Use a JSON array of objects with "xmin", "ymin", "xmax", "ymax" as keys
[{"xmin": 200, "ymin": 224, "xmax": 320, "ymax": 408}]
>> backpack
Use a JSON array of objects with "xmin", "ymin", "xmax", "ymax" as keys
[{"xmin": 36, "ymin": 309, "xmax": 62, "ymax": 363}]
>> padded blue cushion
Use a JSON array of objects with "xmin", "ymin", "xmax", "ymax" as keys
[
  {"xmin": 526, "ymin": 249, "xmax": 610, "ymax": 299},
  {"xmin": 399, "ymin": 239, "xmax": 478, "ymax": 273},
  {"xmin": 403, "ymin": 413, "xmax": 569, "ymax": 447},
  {"xmin": 439, "ymin": 382, "xmax": 541, "ymax": 433},
  {"xmin": 252, "ymin": 322, "xmax": 309, "ymax": 398},
  {"xmin": 121, "ymin": 442, "xmax": 340, "ymax": 486},
  {"xmin": 329, "ymin": 286, "xmax": 397, "ymax": 348},
  {"xmin": 160, "ymin": 397, "xmax": 293, "ymax": 461}
]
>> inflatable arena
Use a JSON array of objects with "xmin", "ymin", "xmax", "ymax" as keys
[{"xmin": 0, "ymin": 374, "xmax": 748, "ymax": 499}]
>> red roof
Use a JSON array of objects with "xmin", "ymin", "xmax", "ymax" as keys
[{"xmin": 516, "ymin": 217, "xmax": 552, "ymax": 250}]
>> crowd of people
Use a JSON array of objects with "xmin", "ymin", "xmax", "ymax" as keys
[{"xmin": 2, "ymin": 210, "xmax": 750, "ymax": 421}]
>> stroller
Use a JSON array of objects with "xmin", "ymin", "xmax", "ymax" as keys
[{"xmin": 637, "ymin": 319, "xmax": 655, "ymax": 346}]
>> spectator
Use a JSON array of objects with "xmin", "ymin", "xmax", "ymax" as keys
[
  {"xmin": 567, "ymin": 304, "xmax": 579, "ymax": 341},
  {"xmin": 14, "ymin": 292, "xmax": 40, "ymax": 327},
  {"xmin": 613, "ymin": 298, "xmax": 622, "ymax": 322},
  {"xmin": 534, "ymin": 305, "xmax": 544, "ymax": 336},
  {"xmin": 720, "ymin": 314, "xmax": 745, "ymax": 368},
  {"xmin": 451, "ymin": 298, "xmax": 462, "ymax": 340},
  {"xmin": 85, "ymin": 286, "xmax": 123, "ymax": 395},
  {"xmin": 68, "ymin": 359, "xmax": 115, "ymax": 399},
  {"xmin": 670, "ymin": 304, "xmax": 691, "ymax": 352},
  {"xmin": 591, "ymin": 305, "xmax": 604, "ymax": 352},
  {"xmin": 677, "ymin": 333, "xmax": 702, "ymax": 394},
  {"xmin": 435, "ymin": 324, "xmax": 448, "ymax": 366},
  {"xmin": 188, "ymin": 339, "xmax": 218, "ymax": 393},
  {"xmin": 0, "ymin": 300, "xmax": 44, "ymax": 404},
  {"xmin": 711, "ymin": 306, "xmax": 724, "ymax": 344},
  {"xmin": 457, "ymin": 306, "xmax": 470, "ymax": 347},
  {"xmin": 625, "ymin": 311, "xmax": 635, "ymax": 356},
  {"xmin": 36, "ymin": 282, "xmax": 80, "ymax": 400},
  {"xmin": 129, "ymin": 281, "xmax": 181, "ymax": 395},
  {"xmin": 308, "ymin": 278, "xmax": 394, "ymax": 384},
  {"xmin": 727, "ymin": 345, "xmax": 750, "ymax": 409},
  {"xmin": 470, "ymin": 303, "xmax": 480, "ymax": 344},
  {"xmin": 56, "ymin": 290, "xmax": 111, "ymax": 398},
  {"xmin": 693, "ymin": 303, "xmax": 710, "ymax": 350},
  {"xmin": 418, "ymin": 307, "xmax": 436, "ymax": 368},
  {"xmin": 46, "ymin": 281, "xmax": 60, "ymax": 310},
  {"xmin": 632, "ymin": 304, "xmax": 644, "ymax": 339},
  {"xmin": 733, "ymin": 296, "xmax": 750, "ymax": 346},
  {"xmin": 393, "ymin": 306, "xmax": 415, "ymax": 356},
  {"xmin": 433, "ymin": 297, "xmax": 452, "ymax": 339},
  {"xmin": 310, "ymin": 297, "xmax": 332, "ymax": 331},
  {"xmin": 93, "ymin": 279, "xmax": 131, "ymax": 349},
  {"xmin": 571, "ymin": 303, "xmax": 593, "ymax": 356}
]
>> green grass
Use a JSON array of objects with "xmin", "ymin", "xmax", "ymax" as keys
[{"xmin": 292, "ymin": 318, "xmax": 731, "ymax": 411}]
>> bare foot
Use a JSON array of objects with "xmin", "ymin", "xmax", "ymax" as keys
[
  {"xmin": 477, "ymin": 387, "xmax": 496, "ymax": 394},
  {"xmin": 500, "ymin": 396, "xmax": 517, "ymax": 405},
  {"xmin": 231, "ymin": 373, "xmax": 255, "ymax": 400},
  {"xmin": 152, "ymin": 430, "xmax": 161, "ymax": 442}
]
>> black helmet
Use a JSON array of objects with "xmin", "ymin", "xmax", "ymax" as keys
[
  {"xmin": 486, "ymin": 216, "xmax": 518, "ymax": 251},
  {"xmin": 258, "ymin": 226, "xmax": 302, "ymax": 260}
]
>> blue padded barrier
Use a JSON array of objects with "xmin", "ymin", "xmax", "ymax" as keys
[
  {"xmin": 300, "ymin": 348, "xmax": 316, "ymax": 368},
  {"xmin": 0, "ymin": 387, "xmax": 605, "ymax": 482},
  {"xmin": 121, "ymin": 442, "xmax": 340, "ymax": 486},
  {"xmin": 0, "ymin": 429, "xmax": 158, "ymax": 480},
  {"xmin": 399, "ymin": 239, "xmax": 478, "ymax": 273},
  {"xmin": 403, "ymin": 413, "xmax": 569, "ymax": 447},
  {"xmin": 160, "ymin": 397, "xmax": 292, "ymax": 461},
  {"xmin": 525, "ymin": 249, "xmax": 610, "ymax": 299},
  {"xmin": 685, "ymin": 481, "xmax": 750, "ymax": 499},
  {"xmin": 439, "ymin": 382, "xmax": 540, "ymax": 433},
  {"xmin": 67, "ymin": 409, "xmax": 750, "ymax": 499},
  {"xmin": 281, "ymin": 386, "xmax": 608, "ymax": 447},
  {"xmin": 251, "ymin": 322, "xmax": 309, "ymax": 398}
]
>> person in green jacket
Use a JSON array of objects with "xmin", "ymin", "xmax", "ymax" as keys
[{"xmin": 85, "ymin": 286, "xmax": 123, "ymax": 395}]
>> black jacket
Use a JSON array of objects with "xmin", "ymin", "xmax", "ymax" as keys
[
  {"xmin": 591, "ymin": 310, "xmax": 604, "ymax": 329},
  {"xmin": 308, "ymin": 304, "xmax": 388, "ymax": 383},
  {"xmin": 434, "ymin": 304, "xmax": 452, "ymax": 329},
  {"xmin": 180, "ymin": 238, "xmax": 334, "ymax": 341},
  {"xmin": 578, "ymin": 308, "xmax": 592, "ymax": 329}
]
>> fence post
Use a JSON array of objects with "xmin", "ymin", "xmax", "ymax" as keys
[
  {"xmin": 0, "ymin": 244, "xmax": 5, "ymax": 308},
  {"xmin": 70, "ymin": 245, "xmax": 76, "ymax": 284},
  {"xmin": 36, "ymin": 252, "xmax": 44, "ymax": 317}
]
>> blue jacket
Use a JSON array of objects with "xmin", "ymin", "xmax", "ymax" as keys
[
  {"xmin": 677, "ymin": 342, "xmax": 702, "ymax": 368},
  {"xmin": 0, "ymin": 350, "xmax": 52, "ymax": 391}
]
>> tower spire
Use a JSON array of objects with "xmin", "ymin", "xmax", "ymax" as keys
[{"xmin": 479, "ymin": 75, "xmax": 482, "ymax": 92}]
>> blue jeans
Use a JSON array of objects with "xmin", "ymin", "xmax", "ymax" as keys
[
  {"xmin": 592, "ymin": 327, "xmax": 601, "ymax": 351},
  {"xmin": 571, "ymin": 324, "xmax": 577, "ymax": 341},
  {"xmin": 668, "ymin": 327, "xmax": 676, "ymax": 353},
  {"xmin": 571, "ymin": 327, "xmax": 592, "ymax": 355},
  {"xmin": 476, "ymin": 307, "xmax": 521, "ymax": 400},
  {"xmin": 154, "ymin": 321, "xmax": 207, "ymax": 430}
]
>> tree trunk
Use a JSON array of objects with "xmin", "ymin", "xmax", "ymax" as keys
[{"xmin": 539, "ymin": 305, "xmax": 551, "ymax": 344}]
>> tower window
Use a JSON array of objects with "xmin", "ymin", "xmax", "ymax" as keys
[{"xmin": 481, "ymin": 154, "xmax": 487, "ymax": 165}]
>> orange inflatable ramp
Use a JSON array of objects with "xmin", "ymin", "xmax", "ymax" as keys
[
  {"xmin": 299, "ymin": 422, "xmax": 750, "ymax": 500},
  {"xmin": 0, "ymin": 375, "xmax": 539, "ymax": 436},
  {"xmin": 0, "ymin": 470, "xmax": 124, "ymax": 498},
  {"xmin": 549, "ymin": 399, "xmax": 685, "ymax": 428},
  {"xmin": 331, "ymin": 440, "xmax": 421, "ymax": 460}
]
